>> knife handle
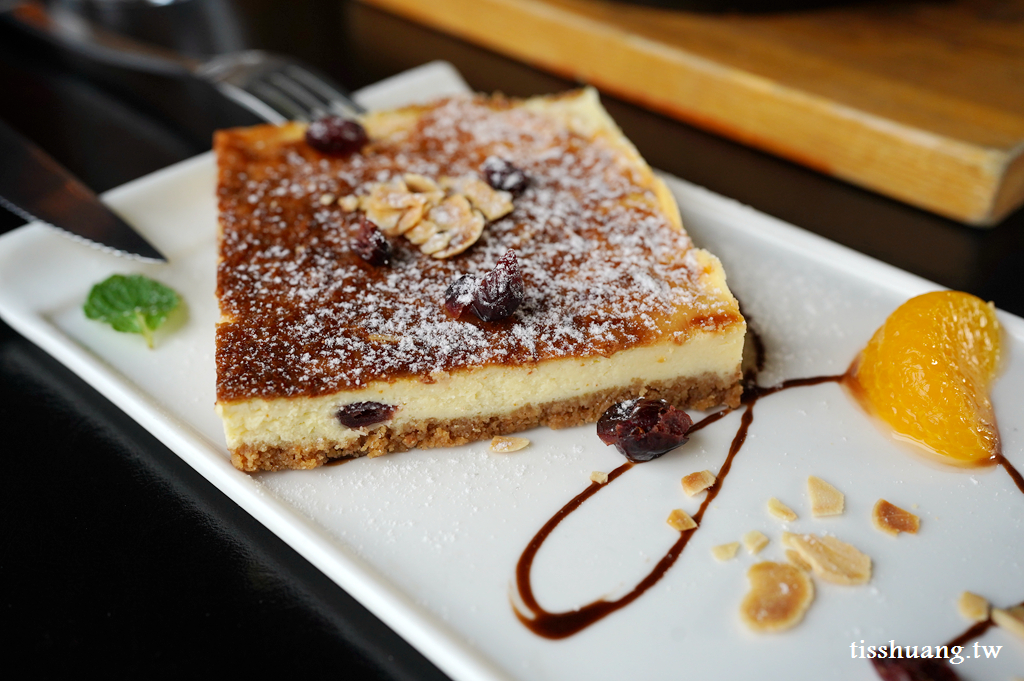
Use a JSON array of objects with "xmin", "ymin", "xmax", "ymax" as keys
[{"xmin": 2, "ymin": 1, "xmax": 199, "ymax": 77}]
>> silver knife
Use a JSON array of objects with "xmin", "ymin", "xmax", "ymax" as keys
[{"xmin": 0, "ymin": 118, "xmax": 166, "ymax": 262}]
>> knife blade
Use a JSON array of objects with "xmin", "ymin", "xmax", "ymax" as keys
[{"xmin": 0, "ymin": 118, "xmax": 166, "ymax": 261}]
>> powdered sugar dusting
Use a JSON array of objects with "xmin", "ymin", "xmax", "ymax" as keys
[{"xmin": 215, "ymin": 94, "xmax": 735, "ymax": 400}]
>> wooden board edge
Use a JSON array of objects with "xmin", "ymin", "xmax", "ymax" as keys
[
  {"xmin": 359, "ymin": 0, "xmax": 1024, "ymax": 226},
  {"xmin": 989, "ymin": 145, "xmax": 1024, "ymax": 226}
]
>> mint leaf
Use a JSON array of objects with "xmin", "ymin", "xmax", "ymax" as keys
[{"xmin": 84, "ymin": 274, "xmax": 181, "ymax": 348}]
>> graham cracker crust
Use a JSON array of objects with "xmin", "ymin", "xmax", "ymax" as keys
[{"xmin": 230, "ymin": 371, "xmax": 741, "ymax": 472}]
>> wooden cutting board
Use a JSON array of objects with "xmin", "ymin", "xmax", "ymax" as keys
[{"xmin": 359, "ymin": 0, "xmax": 1024, "ymax": 226}]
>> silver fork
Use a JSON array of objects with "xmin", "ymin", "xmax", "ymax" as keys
[
  {"xmin": 2, "ymin": 1, "xmax": 365, "ymax": 123},
  {"xmin": 196, "ymin": 51, "xmax": 364, "ymax": 123}
]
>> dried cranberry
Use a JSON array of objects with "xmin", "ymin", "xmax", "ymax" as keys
[
  {"xmin": 481, "ymin": 156, "xmax": 529, "ymax": 196},
  {"xmin": 443, "ymin": 274, "xmax": 479, "ymax": 319},
  {"xmin": 470, "ymin": 249, "xmax": 524, "ymax": 321},
  {"xmin": 336, "ymin": 402, "xmax": 396, "ymax": 428},
  {"xmin": 306, "ymin": 116, "xmax": 368, "ymax": 156},
  {"xmin": 597, "ymin": 399, "xmax": 693, "ymax": 462},
  {"xmin": 352, "ymin": 217, "xmax": 391, "ymax": 266},
  {"xmin": 871, "ymin": 657, "xmax": 960, "ymax": 681}
]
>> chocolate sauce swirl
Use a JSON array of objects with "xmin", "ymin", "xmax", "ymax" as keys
[
  {"xmin": 513, "ymin": 374, "xmax": 844, "ymax": 638},
  {"xmin": 513, "ymin": 367, "xmax": 1024, "ymax": 639}
]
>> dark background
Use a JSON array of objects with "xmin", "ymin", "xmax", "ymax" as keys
[{"xmin": 1, "ymin": 1, "xmax": 1021, "ymax": 677}]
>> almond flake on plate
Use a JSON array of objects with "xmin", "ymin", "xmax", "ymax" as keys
[
  {"xmin": 957, "ymin": 591, "xmax": 989, "ymax": 622},
  {"xmin": 742, "ymin": 530, "xmax": 770, "ymax": 555},
  {"xmin": 667, "ymin": 509, "xmax": 697, "ymax": 532},
  {"xmin": 681, "ymin": 470, "xmax": 716, "ymax": 496},
  {"xmin": 807, "ymin": 476, "xmax": 845, "ymax": 517},
  {"xmin": 992, "ymin": 607, "xmax": 1024, "ymax": 641},
  {"xmin": 782, "ymin": 531, "xmax": 871, "ymax": 585},
  {"xmin": 767, "ymin": 497, "xmax": 797, "ymax": 521},
  {"xmin": 489, "ymin": 436, "xmax": 530, "ymax": 453},
  {"xmin": 711, "ymin": 542, "xmax": 740, "ymax": 561},
  {"xmin": 740, "ymin": 561, "xmax": 815, "ymax": 633},
  {"xmin": 785, "ymin": 549, "xmax": 813, "ymax": 573},
  {"xmin": 872, "ymin": 499, "xmax": 920, "ymax": 536}
]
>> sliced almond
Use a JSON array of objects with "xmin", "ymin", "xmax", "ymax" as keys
[
  {"xmin": 992, "ymin": 607, "xmax": 1024, "ymax": 641},
  {"xmin": 667, "ymin": 509, "xmax": 697, "ymax": 532},
  {"xmin": 785, "ymin": 549, "xmax": 813, "ymax": 573},
  {"xmin": 590, "ymin": 471, "xmax": 609, "ymax": 484},
  {"xmin": 767, "ymin": 497, "xmax": 798, "ymax": 522},
  {"xmin": 711, "ymin": 542, "xmax": 740, "ymax": 561},
  {"xmin": 392, "ymin": 194, "xmax": 433, "ymax": 235},
  {"xmin": 422, "ymin": 195, "xmax": 485, "ymax": 259},
  {"xmin": 872, "ymin": 499, "xmax": 920, "ymax": 536},
  {"xmin": 363, "ymin": 179, "xmax": 419, "ymax": 234},
  {"xmin": 742, "ymin": 530, "xmax": 770, "ymax": 555},
  {"xmin": 420, "ymin": 229, "xmax": 459, "ymax": 256},
  {"xmin": 403, "ymin": 173, "xmax": 441, "ymax": 193},
  {"xmin": 958, "ymin": 591, "xmax": 989, "ymax": 623},
  {"xmin": 807, "ymin": 476, "xmax": 845, "ymax": 517},
  {"xmin": 441, "ymin": 176, "xmax": 513, "ymax": 221},
  {"xmin": 681, "ymin": 470, "xmax": 716, "ymax": 497},
  {"xmin": 353, "ymin": 174, "xmax": 498, "ymax": 258},
  {"xmin": 403, "ymin": 219, "xmax": 439, "ymax": 245},
  {"xmin": 740, "ymin": 561, "xmax": 815, "ymax": 633},
  {"xmin": 745, "ymin": 528, "xmax": 770, "ymax": 557},
  {"xmin": 489, "ymin": 436, "xmax": 530, "ymax": 453},
  {"xmin": 781, "ymin": 532, "xmax": 872, "ymax": 585}
]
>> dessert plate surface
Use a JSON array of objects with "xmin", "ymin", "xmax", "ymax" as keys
[{"xmin": 0, "ymin": 62, "xmax": 1022, "ymax": 681}]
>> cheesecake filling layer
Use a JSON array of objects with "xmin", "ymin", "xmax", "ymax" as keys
[{"xmin": 219, "ymin": 321, "xmax": 744, "ymax": 469}]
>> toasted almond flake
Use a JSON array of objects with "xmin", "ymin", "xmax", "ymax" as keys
[
  {"xmin": 424, "ymin": 195, "xmax": 485, "ymax": 259},
  {"xmin": 742, "ymin": 530, "xmax": 770, "ymax": 555},
  {"xmin": 958, "ymin": 592, "xmax": 989, "ymax": 622},
  {"xmin": 681, "ymin": 470, "xmax": 716, "ymax": 496},
  {"xmin": 363, "ymin": 180, "xmax": 412, "ymax": 233},
  {"xmin": 403, "ymin": 219, "xmax": 438, "ymax": 245},
  {"xmin": 767, "ymin": 497, "xmax": 797, "ymax": 522},
  {"xmin": 590, "ymin": 471, "xmax": 609, "ymax": 484},
  {"xmin": 992, "ymin": 608, "xmax": 1024, "ymax": 640},
  {"xmin": 740, "ymin": 561, "xmax": 815, "ymax": 633},
  {"xmin": 807, "ymin": 476, "xmax": 845, "ymax": 517},
  {"xmin": 489, "ymin": 436, "xmax": 530, "ymax": 453},
  {"xmin": 667, "ymin": 509, "xmax": 697, "ymax": 532},
  {"xmin": 782, "ymin": 532, "xmax": 872, "ymax": 585},
  {"xmin": 420, "ymin": 229, "xmax": 455, "ymax": 255},
  {"xmin": 394, "ymin": 197, "xmax": 430, "ymax": 234},
  {"xmin": 442, "ymin": 175, "xmax": 513, "ymax": 221},
  {"xmin": 403, "ymin": 173, "xmax": 441, "ymax": 193},
  {"xmin": 785, "ymin": 549, "xmax": 813, "ymax": 572},
  {"xmin": 348, "ymin": 174, "xmax": 503, "ymax": 258},
  {"xmin": 872, "ymin": 499, "xmax": 921, "ymax": 536},
  {"xmin": 711, "ymin": 542, "xmax": 740, "ymax": 561}
]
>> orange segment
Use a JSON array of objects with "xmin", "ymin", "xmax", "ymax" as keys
[{"xmin": 852, "ymin": 291, "xmax": 1001, "ymax": 465}]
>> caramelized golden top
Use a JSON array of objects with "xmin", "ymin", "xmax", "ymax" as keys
[{"xmin": 215, "ymin": 93, "xmax": 741, "ymax": 401}]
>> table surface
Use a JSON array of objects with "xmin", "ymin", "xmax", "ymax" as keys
[{"xmin": 2, "ymin": 1, "xmax": 1022, "ymax": 677}]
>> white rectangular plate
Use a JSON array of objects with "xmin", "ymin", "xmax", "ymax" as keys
[{"xmin": 1, "ymin": 62, "xmax": 1022, "ymax": 681}]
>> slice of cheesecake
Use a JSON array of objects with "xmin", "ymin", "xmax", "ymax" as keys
[{"xmin": 214, "ymin": 88, "xmax": 745, "ymax": 471}]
